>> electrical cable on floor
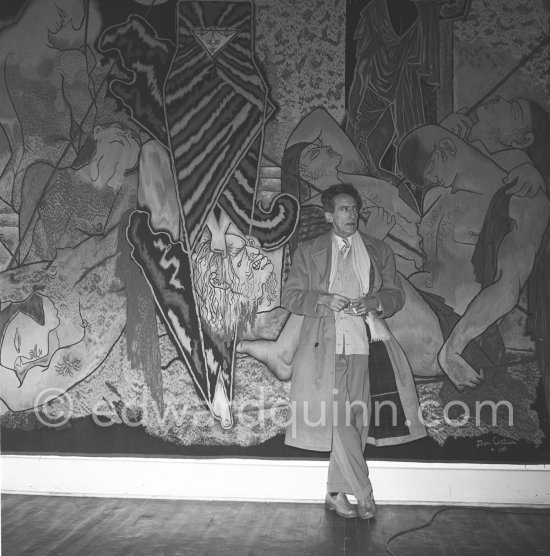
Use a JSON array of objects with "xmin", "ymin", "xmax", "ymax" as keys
[{"xmin": 384, "ymin": 506, "xmax": 550, "ymax": 556}]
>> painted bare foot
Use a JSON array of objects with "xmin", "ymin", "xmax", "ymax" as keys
[{"xmin": 237, "ymin": 339, "xmax": 293, "ymax": 381}]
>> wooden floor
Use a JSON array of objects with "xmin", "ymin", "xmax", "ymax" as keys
[{"xmin": 2, "ymin": 494, "xmax": 550, "ymax": 555}]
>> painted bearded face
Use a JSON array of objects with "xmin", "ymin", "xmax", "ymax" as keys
[
  {"xmin": 192, "ymin": 233, "xmax": 276, "ymax": 335},
  {"xmin": 225, "ymin": 234, "xmax": 274, "ymax": 300}
]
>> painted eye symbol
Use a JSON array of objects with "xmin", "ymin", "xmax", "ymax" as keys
[{"xmin": 207, "ymin": 32, "xmax": 220, "ymax": 46}]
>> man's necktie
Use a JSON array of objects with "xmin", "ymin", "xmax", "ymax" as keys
[{"xmin": 340, "ymin": 238, "xmax": 350, "ymax": 259}]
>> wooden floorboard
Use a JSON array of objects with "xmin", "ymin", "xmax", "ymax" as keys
[{"xmin": 2, "ymin": 495, "xmax": 550, "ymax": 555}]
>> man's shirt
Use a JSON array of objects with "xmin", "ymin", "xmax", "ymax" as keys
[{"xmin": 330, "ymin": 233, "xmax": 369, "ymax": 355}]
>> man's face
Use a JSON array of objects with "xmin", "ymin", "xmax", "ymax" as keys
[
  {"xmin": 472, "ymin": 96, "xmax": 532, "ymax": 150},
  {"xmin": 299, "ymin": 140, "xmax": 342, "ymax": 180},
  {"xmin": 326, "ymin": 193, "xmax": 360, "ymax": 238}
]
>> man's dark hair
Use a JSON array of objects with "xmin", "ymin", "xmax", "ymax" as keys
[
  {"xmin": 527, "ymin": 100, "xmax": 550, "ymax": 189},
  {"xmin": 397, "ymin": 130, "xmax": 432, "ymax": 187},
  {"xmin": 321, "ymin": 183, "xmax": 362, "ymax": 213}
]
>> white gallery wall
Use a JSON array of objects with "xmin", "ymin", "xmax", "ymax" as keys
[{"xmin": 3, "ymin": 456, "xmax": 550, "ymax": 506}]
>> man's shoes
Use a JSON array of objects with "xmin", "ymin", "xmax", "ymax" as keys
[
  {"xmin": 356, "ymin": 494, "xmax": 376, "ymax": 520},
  {"xmin": 324, "ymin": 492, "xmax": 358, "ymax": 518}
]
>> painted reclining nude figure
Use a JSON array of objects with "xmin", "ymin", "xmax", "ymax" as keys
[
  {"xmin": 238, "ymin": 124, "xmax": 550, "ymax": 393},
  {"xmin": 279, "ymin": 107, "xmax": 423, "ymax": 277}
]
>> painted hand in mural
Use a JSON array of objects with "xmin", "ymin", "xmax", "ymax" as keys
[
  {"xmin": 437, "ymin": 343, "xmax": 484, "ymax": 392},
  {"xmin": 359, "ymin": 205, "xmax": 396, "ymax": 240},
  {"xmin": 503, "ymin": 163, "xmax": 545, "ymax": 198},
  {"xmin": 439, "ymin": 108, "xmax": 473, "ymax": 140}
]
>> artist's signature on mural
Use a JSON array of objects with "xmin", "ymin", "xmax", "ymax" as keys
[{"xmin": 476, "ymin": 436, "xmax": 516, "ymax": 453}]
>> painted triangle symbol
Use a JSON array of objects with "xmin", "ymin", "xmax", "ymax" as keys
[{"xmin": 192, "ymin": 29, "xmax": 239, "ymax": 57}]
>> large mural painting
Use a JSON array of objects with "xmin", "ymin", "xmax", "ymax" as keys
[{"xmin": 1, "ymin": 0, "xmax": 549, "ymax": 462}]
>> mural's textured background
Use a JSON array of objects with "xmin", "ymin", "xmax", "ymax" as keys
[
  {"xmin": 454, "ymin": 0, "xmax": 549, "ymax": 108},
  {"xmin": 255, "ymin": 0, "xmax": 346, "ymax": 161},
  {"xmin": 1, "ymin": 0, "xmax": 549, "ymax": 463}
]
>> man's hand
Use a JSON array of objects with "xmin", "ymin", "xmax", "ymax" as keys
[
  {"xmin": 344, "ymin": 296, "xmax": 380, "ymax": 317},
  {"xmin": 318, "ymin": 293, "xmax": 350, "ymax": 312},
  {"xmin": 359, "ymin": 206, "xmax": 396, "ymax": 240},
  {"xmin": 439, "ymin": 108, "xmax": 473, "ymax": 139},
  {"xmin": 438, "ymin": 342, "xmax": 484, "ymax": 391},
  {"xmin": 503, "ymin": 162, "xmax": 545, "ymax": 198}
]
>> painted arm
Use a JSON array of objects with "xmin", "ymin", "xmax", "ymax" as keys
[
  {"xmin": 137, "ymin": 140, "xmax": 181, "ymax": 240},
  {"xmin": 0, "ymin": 69, "xmax": 24, "ymax": 207},
  {"xmin": 0, "ymin": 228, "xmax": 119, "ymax": 302},
  {"xmin": 439, "ymin": 191, "xmax": 550, "ymax": 390}
]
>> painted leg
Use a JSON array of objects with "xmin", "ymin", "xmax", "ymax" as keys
[{"xmin": 385, "ymin": 278, "xmax": 444, "ymax": 377}]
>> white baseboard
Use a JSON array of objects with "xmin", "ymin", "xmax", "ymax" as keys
[{"xmin": 2, "ymin": 455, "xmax": 550, "ymax": 506}]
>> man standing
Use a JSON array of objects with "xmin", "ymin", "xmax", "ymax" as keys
[{"xmin": 281, "ymin": 183, "xmax": 426, "ymax": 519}]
